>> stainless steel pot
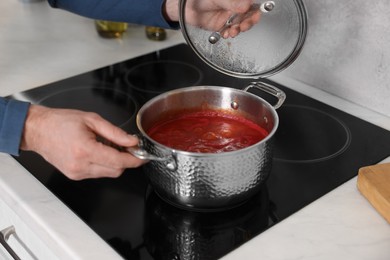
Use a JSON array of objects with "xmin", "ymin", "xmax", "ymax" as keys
[{"xmin": 128, "ymin": 82, "xmax": 285, "ymax": 211}]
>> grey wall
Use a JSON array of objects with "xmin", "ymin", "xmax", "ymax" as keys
[{"xmin": 278, "ymin": 0, "xmax": 390, "ymax": 116}]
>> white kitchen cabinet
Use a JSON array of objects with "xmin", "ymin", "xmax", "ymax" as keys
[
  {"xmin": 0, "ymin": 153, "xmax": 123, "ymax": 260},
  {"xmin": 0, "ymin": 198, "xmax": 59, "ymax": 260}
]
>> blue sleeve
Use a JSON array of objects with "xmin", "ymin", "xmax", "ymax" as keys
[
  {"xmin": 0, "ymin": 97, "xmax": 30, "ymax": 156},
  {"xmin": 47, "ymin": 0, "xmax": 179, "ymax": 29}
]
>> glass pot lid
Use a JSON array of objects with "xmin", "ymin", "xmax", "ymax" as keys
[{"xmin": 179, "ymin": 0, "xmax": 308, "ymax": 78}]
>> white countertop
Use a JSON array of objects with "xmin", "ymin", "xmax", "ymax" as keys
[{"xmin": 1, "ymin": 1, "xmax": 389, "ymax": 259}]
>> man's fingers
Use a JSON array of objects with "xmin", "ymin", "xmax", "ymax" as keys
[
  {"xmin": 83, "ymin": 112, "xmax": 139, "ymax": 147},
  {"xmin": 88, "ymin": 141, "xmax": 145, "ymax": 170}
]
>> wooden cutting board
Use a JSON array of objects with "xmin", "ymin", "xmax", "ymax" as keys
[{"xmin": 357, "ymin": 163, "xmax": 390, "ymax": 224}]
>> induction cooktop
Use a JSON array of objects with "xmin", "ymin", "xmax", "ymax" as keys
[{"xmin": 12, "ymin": 44, "xmax": 390, "ymax": 259}]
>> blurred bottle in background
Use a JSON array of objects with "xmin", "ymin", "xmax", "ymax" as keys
[
  {"xmin": 145, "ymin": 26, "xmax": 166, "ymax": 41},
  {"xmin": 95, "ymin": 20, "xmax": 128, "ymax": 38}
]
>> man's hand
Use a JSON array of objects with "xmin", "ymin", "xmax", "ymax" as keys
[
  {"xmin": 164, "ymin": 0, "xmax": 261, "ymax": 39},
  {"xmin": 21, "ymin": 105, "xmax": 144, "ymax": 180}
]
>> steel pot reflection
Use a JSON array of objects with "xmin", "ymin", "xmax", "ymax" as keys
[
  {"xmin": 129, "ymin": 82, "xmax": 285, "ymax": 211},
  {"xmin": 144, "ymin": 187, "xmax": 270, "ymax": 260}
]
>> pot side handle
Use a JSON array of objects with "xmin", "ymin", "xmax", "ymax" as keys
[
  {"xmin": 126, "ymin": 146, "xmax": 177, "ymax": 171},
  {"xmin": 243, "ymin": 82, "xmax": 286, "ymax": 109}
]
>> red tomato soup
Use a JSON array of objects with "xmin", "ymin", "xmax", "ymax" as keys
[{"xmin": 147, "ymin": 110, "xmax": 269, "ymax": 153}]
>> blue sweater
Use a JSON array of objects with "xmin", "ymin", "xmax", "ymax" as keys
[
  {"xmin": 1, "ymin": 0, "xmax": 177, "ymax": 156},
  {"xmin": 47, "ymin": 0, "xmax": 177, "ymax": 28},
  {"xmin": 0, "ymin": 98, "xmax": 30, "ymax": 156}
]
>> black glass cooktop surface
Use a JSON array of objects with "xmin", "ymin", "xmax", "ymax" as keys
[{"xmin": 12, "ymin": 44, "xmax": 390, "ymax": 259}]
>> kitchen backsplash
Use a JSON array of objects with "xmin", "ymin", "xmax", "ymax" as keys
[{"xmin": 277, "ymin": 0, "xmax": 390, "ymax": 116}]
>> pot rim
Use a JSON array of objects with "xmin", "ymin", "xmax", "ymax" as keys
[{"xmin": 136, "ymin": 85, "xmax": 280, "ymax": 157}]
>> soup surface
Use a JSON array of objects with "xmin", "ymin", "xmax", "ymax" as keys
[{"xmin": 147, "ymin": 110, "xmax": 269, "ymax": 153}]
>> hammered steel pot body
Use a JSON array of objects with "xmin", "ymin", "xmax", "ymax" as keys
[{"xmin": 135, "ymin": 85, "xmax": 283, "ymax": 211}]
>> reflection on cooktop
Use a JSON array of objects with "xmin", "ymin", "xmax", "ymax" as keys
[
  {"xmin": 38, "ymin": 86, "xmax": 138, "ymax": 129},
  {"xmin": 144, "ymin": 187, "xmax": 271, "ymax": 260},
  {"xmin": 125, "ymin": 60, "xmax": 203, "ymax": 94}
]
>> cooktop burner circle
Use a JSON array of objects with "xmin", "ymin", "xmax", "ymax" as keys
[
  {"xmin": 37, "ymin": 86, "xmax": 138, "ymax": 129},
  {"xmin": 274, "ymin": 105, "xmax": 351, "ymax": 163},
  {"xmin": 125, "ymin": 60, "xmax": 203, "ymax": 94}
]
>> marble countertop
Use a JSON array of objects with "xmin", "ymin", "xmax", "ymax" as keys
[{"xmin": 1, "ymin": 1, "xmax": 389, "ymax": 259}]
